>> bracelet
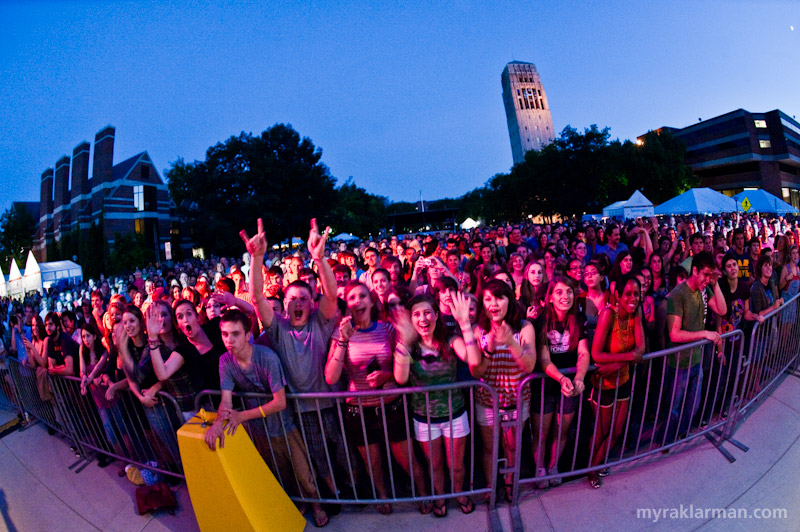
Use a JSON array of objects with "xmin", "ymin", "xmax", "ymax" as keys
[
  {"xmin": 559, "ymin": 375, "xmax": 568, "ymax": 384},
  {"xmin": 337, "ymin": 340, "xmax": 349, "ymax": 348},
  {"xmin": 258, "ymin": 405, "xmax": 266, "ymax": 418},
  {"xmin": 148, "ymin": 341, "xmax": 161, "ymax": 349},
  {"xmin": 464, "ymin": 338, "xmax": 476, "ymax": 346}
]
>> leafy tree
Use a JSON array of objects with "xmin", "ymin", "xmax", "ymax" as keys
[
  {"xmin": 167, "ymin": 124, "xmax": 337, "ymax": 255},
  {"xmin": 330, "ymin": 178, "xmax": 388, "ymax": 237},
  {"xmin": 452, "ymin": 124, "xmax": 696, "ymax": 221},
  {"xmin": 0, "ymin": 203, "xmax": 36, "ymax": 270},
  {"xmin": 107, "ymin": 232, "xmax": 151, "ymax": 275}
]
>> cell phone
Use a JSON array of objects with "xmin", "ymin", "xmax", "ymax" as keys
[{"xmin": 366, "ymin": 356, "xmax": 381, "ymax": 373}]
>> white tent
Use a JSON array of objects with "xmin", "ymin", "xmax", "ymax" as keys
[
  {"xmin": 332, "ymin": 232, "xmax": 359, "ymax": 242},
  {"xmin": 603, "ymin": 191, "xmax": 655, "ymax": 220},
  {"xmin": 0, "ymin": 264, "xmax": 6, "ymax": 297},
  {"xmin": 732, "ymin": 189, "xmax": 798, "ymax": 215},
  {"xmin": 7, "ymin": 259, "xmax": 23, "ymax": 297},
  {"xmin": 460, "ymin": 217, "xmax": 480, "ymax": 230},
  {"xmin": 39, "ymin": 260, "xmax": 83, "ymax": 290},
  {"xmin": 22, "ymin": 250, "xmax": 42, "ymax": 295}
]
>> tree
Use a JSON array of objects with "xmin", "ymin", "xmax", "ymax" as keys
[
  {"xmin": 167, "ymin": 124, "xmax": 337, "ymax": 255},
  {"xmin": 107, "ymin": 232, "xmax": 151, "ymax": 275},
  {"xmin": 330, "ymin": 178, "xmax": 388, "ymax": 237},
  {"xmin": 0, "ymin": 203, "xmax": 36, "ymax": 270},
  {"xmin": 452, "ymin": 124, "xmax": 696, "ymax": 221}
]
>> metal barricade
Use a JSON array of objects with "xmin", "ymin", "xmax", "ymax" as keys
[
  {"xmin": 0, "ymin": 354, "xmax": 24, "ymax": 418},
  {"xmin": 738, "ymin": 293, "xmax": 800, "ymax": 415},
  {"xmin": 2, "ymin": 355, "xmax": 185, "ymax": 478},
  {"xmin": 195, "ymin": 381, "xmax": 501, "ymax": 517},
  {"xmin": 48, "ymin": 373, "xmax": 186, "ymax": 478},
  {"xmin": 509, "ymin": 330, "xmax": 746, "ymax": 504},
  {"xmin": 6, "ymin": 358, "xmax": 61, "ymax": 432}
]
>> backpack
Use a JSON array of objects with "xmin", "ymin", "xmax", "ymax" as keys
[{"xmin": 135, "ymin": 482, "xmax": 177, "ymax": 515}]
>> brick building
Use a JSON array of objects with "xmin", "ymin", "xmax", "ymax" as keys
[
  {"xmin": 33, "ymin": 126, "xmax": 177, "ymax": 262},
  {"xmin": 645, "ymin": 109, "xmax": 800, "ymax": 207}
]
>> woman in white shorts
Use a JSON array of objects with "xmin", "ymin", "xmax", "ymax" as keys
[{"xmin": 394, "ymin": 292, "xmax": 482, "ymax": 516}]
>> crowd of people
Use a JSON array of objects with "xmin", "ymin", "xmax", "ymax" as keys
[{"xmin": 1, "ymin": 210, "xmax": 798, "ymax": 525}]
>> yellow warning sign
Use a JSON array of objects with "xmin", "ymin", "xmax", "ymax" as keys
[{"xmin": 741, "ymin": 197, "xmax": 751, "ymax": 212}]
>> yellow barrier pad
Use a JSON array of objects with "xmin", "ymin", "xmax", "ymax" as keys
[{"xmin": 178, "ymin": 413, "xmax": 306, "ymax": 532}]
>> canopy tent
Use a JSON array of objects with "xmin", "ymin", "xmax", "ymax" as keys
[
  {"xmin": 732, "ymin": 189, "xmax": 798, "ymax": 215},
  {"xmin": 0, "ymin": 265, "xmax": 6, "ymax": 297},
  {"xmin": 7, "ymin": 259, "xmax": 23, "ymax": 297},
  {"xmin": 39, "ymin": 260, "xmax": 83, "ymax": 291},
  {"xmin": 22, "ymin": 250, "xmax": 42, "ymax": 295},
  {"xmin": 654, "ymin": 187, "xmax": 737, "ymax": 215},
  {"xmin": 331, "ymin": 232, "xmax": 359, "ymax": 242},
  {"xmin": 602, "ymin": 190, "xmax": 654, "ymax": 220},
  {"xmin": 460, "ymin": 217, "xmax": 480, "ymax": 230}
]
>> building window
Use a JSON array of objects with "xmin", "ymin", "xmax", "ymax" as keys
[
  {"xmin": 754, "ymin": 119, "xmax": 767, "ymax": 128},
  {"xmin": 141, "ymin": 165, "xmax": 150, "ymax": 181},
  {"xmin": 759, "ymin": 140, "xmax": 771, "ymax": 149},
  {"xmin": 133, "ymin": 185, "xmax": 144, "ymax": 211},
  {"xmin": 135, "ymin": 218, "xmax": 144, "ymax": 234}
]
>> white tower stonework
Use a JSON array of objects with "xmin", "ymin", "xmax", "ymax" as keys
[{"xmin": 501, "ymin": 61, "xmax": 555, "ymax": 164}]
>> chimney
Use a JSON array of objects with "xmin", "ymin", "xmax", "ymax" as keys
[
  {"xmin": 71, "ymin": 141, "xmax": 90, "ymax": 200},
  {"xmin": 39, "ymin": 168, "xmax": 53, "ymax": 221},
  {"xmin": 92, "ymin": 125, "xmax": 115, "ymax": 185},
  {"xmin": 53, "ymin": 156, "xmax": 71, "ymax": 210}
]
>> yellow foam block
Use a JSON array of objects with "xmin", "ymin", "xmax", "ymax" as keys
[{"xmin": 178, "ymin": 412, "xmax": 306, "ymax": 532}]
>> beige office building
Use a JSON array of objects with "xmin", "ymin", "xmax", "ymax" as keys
[{"xmin": 501, "ymin": 61, "xmax": 555, "ymax": 164}]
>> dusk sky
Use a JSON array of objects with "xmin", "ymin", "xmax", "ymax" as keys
[{"xmin": 1, "ymin": 1, "xmax": 798, "ymax": 215}]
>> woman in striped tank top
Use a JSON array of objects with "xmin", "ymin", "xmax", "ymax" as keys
[{"xmin": 471, "ymin": 279, "xmax": 536, "ymax": 502}]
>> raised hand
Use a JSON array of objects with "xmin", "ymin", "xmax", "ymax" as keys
[
  {"xmin": 211, "ymin": 290, "xmax": 235, "ymax": 308},
  {"xmin": 448, "ymin": 290, "xmax": 471, "ymax": 326},
  {"xmin": 339, "ymin": 315, "xmax": 355, "ymax": 342},
  {"xmin": 492, "ymin": 321, "xmax": 516, "ymax": 346},
  {"xmin": 145, "ymin": 304, "xmax": 164, "ymax": 341},
  {"xmin": 239, "ymin": 218, "xmax": 268, "ymax": 257},
  {"xmin": 393, "ymin": 307, "xmax": 417, "ymax": 346},
  {"xmin": 307, "ymin": 218, "xmax": 331, "ymax": 261}
]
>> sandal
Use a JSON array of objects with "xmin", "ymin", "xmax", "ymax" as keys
[
  {"xmin": 433, "ymin": 500, "xmax": 447, "ymax": 518},
  {"xmin": 457, "ymin": 497, "xmax": 475, "ymax": 514},
  {"xmin": 376, "ymin": 502, "xmax": 393, "ymax": 515},
  {"xmin": 419, "ymin": 500, "xmax": 434, "ymax": 515},
  {"xmin": 588, "ymin": 472, "xmax": 603, "ymax": 489},
  {"xmin": 312, "ymin": 507, "xmax": 329, "ymax": 528}
]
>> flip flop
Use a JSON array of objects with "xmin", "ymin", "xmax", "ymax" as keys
[
  {"xmin": 457, "ymin": 497, "xmax": 475, "ymax": 514},
  {"xmin": 419, "ymin": 500, "xmax": 434, "ymax": 515},
  {"xmin": 376, "ymin": 502, "xmax": 393, "ymax": 515},
  {"xmin": 312, "ymin": 507, "xmax": 329, "ymax": 528},
  {"xmin": 433, "ymin": 500, "xmax": 447, "ymax": 518}
]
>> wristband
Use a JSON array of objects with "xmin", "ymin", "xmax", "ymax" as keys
[
  {"xmin": 464, "ymin": 338, "xmax": 476, "ymax": 346},
  {"xmin": 258, "ymin": 405, "xmax": 266, "ymax": 418},
  {"xmin": 337, "ymin": 340, "xmax": 349, "ymax": 348}
]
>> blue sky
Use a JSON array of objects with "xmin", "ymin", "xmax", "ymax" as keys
[{"xmin": 1, "ymin": 1, "xmax": 798, "ymax": 215}]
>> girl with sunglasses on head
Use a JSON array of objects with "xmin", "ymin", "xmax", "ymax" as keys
[{"xmin": 393, "ymin": 292, "xmax": 482, "ymax": 516}]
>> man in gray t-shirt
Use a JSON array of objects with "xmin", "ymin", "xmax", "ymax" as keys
[{"xmin": 242, "ymin": 217, "xmax": 354, "ymax": 499}]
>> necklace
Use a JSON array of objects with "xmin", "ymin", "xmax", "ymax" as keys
[{"xmin": 617, "ymin": 314, "xmax": 632, "ymax": 348}]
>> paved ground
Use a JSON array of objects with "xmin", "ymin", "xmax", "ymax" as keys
[{"xmin": 0, "ymin": 373, "xmax": 797, "ymax": 531}]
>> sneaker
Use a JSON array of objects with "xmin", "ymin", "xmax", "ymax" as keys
[
  {"xmin": 548, "ymin": 466, "xmax": 561, "ymax": 487},
  {"xmin": 535, "ymin": 467, "xmax": 548, "ymax": 489}
]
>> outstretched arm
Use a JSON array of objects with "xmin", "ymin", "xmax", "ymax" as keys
[
  {"xmin": 308, "ymin": 218, "xmax": 338, "ymax": 320},
  {"xmin": 241, "ymin": 218, "xmax": 274, "ymax": 329}
]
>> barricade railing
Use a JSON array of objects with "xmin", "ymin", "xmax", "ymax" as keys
[
  {"xmin": 2, "ymin": 294, "xmax": 799, "ymax": 524},
  {"xmin": 0, "ymin": 354, "xmax": 24, "ymax": 418},
  {"xmin": 510, "ymin": 330, "xmax": 746, "ymax": 504},
  {"xmin": 194, "ymin": 381, "xmax": 502, "ymax": 514},
  {"xmin": 5, "ymin": 357, "xmax": 185, "ymax": 479},
  {"xmin": 738, "ymin": 292, "xmax": 800, "ymax": 416}
]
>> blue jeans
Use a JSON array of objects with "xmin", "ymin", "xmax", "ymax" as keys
[{"xmin": 657, "ymin": 363, "xmax": 703, "ymax": 445}]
